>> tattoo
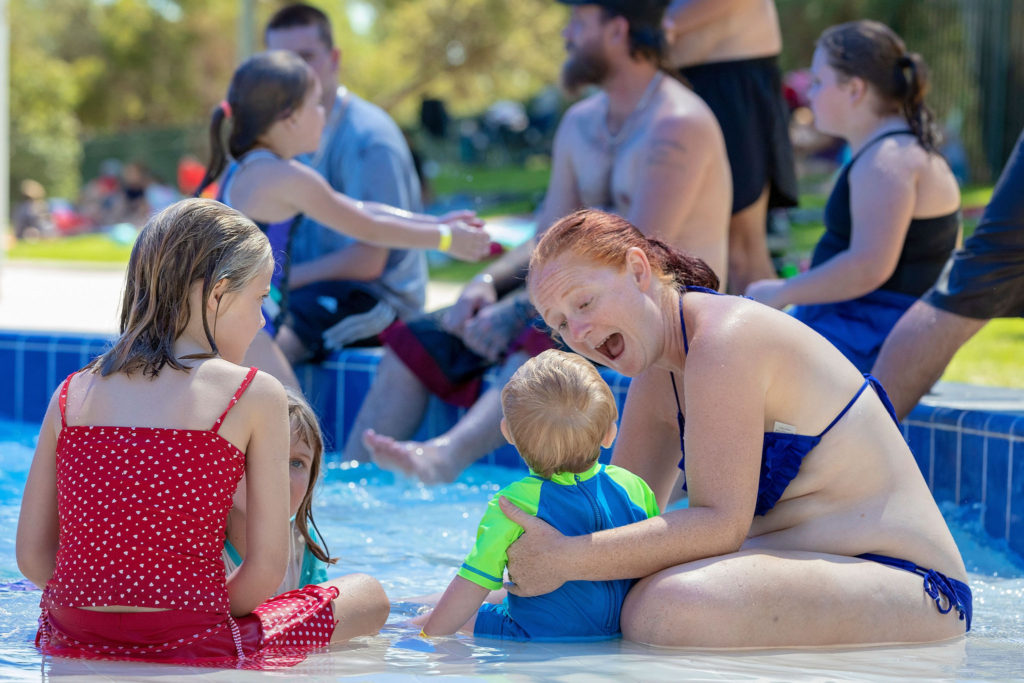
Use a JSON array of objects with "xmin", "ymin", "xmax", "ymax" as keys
[{"xmin": 647, "ymin": 136, "xmax": 688, "ymax": 171}]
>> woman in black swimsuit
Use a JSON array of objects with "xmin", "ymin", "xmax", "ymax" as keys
[
  {"xmin": 506, "ymin": 208, "xmax": 968, "ymax": 648},
  {"xmin": 746, "ymin": 20, "xmax": 961, "ymax": 371}
]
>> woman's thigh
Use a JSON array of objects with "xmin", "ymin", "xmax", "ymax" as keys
[{"xmin": 621, "ymin": 549, "xmax": 966, "ymax": 648}]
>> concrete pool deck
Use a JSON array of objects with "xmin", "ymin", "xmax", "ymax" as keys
[{"xmin": 0, "ymin": 260, "xmax": 464, "ymax": 335}]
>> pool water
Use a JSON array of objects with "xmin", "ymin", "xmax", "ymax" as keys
[{"xmin": 1, "ymin": 418, "xmax": 1022, "ymax": 681}]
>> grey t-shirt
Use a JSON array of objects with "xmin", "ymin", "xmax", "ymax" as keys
[{"xmin": 289, "ymin": 87, "xmax": 428, "ymax": 319}]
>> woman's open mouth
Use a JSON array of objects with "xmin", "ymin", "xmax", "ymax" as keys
[{"xmin": 596, "ymin": 333, "xmax": 624, "ymax": 362}]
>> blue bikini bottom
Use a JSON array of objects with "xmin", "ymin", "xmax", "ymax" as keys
[{"xmin": 859, "ymin": 552, "xmax": 972, "ymax": 632}]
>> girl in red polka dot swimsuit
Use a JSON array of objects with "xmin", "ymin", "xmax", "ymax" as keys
[{"xmin": 16, "ymin": 199, "xmax": 388, "ymax": 668}]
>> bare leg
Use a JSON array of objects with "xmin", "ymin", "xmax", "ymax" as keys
[
  {"xmin": 621, "ymin": 549, "xmax": 967, "ymax": 647},
  {"xmin": 323, "ymin": 573, "xmax": 390, "ymax": 642},
  {"xmin": 363, "ymin": 352, "xmax": 529, "ymax": 484},
  {"xmin": 274, "ymin": 325, "xmax": 311, "ymax": 365},
  {"xmin": 727, "ymin": 187, "xmax": 776, "ymax": 294},
  {"xmin": 244, "ymin": 329, "xmax": 301, "ymax": 391},
  {"xmin": 872, "ymin": 301, "xmax": 988, "ymax": 420},
  {"xmin": 343, "ymin": 349, "xmax": 431, "ymax": 462}
]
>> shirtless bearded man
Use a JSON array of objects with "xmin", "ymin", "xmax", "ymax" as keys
[{"xmin": 346, "ymin": 0, "xmax": 731, "ymax": 483}]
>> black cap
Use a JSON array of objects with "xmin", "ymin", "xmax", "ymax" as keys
[{"xmin": 556, "ymin": 0, "xmax": 669, "ymax": 30}]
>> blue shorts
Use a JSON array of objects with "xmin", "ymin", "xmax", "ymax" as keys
[{"xmin": 791, "ymin": 289, "xmax": 917, "ymax": 372}]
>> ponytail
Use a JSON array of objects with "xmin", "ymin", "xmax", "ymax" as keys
[
  {"xmin": 647, "ymin": 236, "xmax": 720, "ymax": 292},
  {"xmin": 896, "ymin": 53, "xmax": 939, "ymax": 152},
  {"xmin": 195, "ymin": 103, "xmax": 230, "ymax": 198}
]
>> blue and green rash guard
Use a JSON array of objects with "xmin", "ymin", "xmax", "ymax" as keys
[{"xmin": 459, "ymin": 461, "xmax": 660, "ymax": 641}]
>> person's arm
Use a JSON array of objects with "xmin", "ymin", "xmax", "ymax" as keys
[
  {"xmin": 459, "ymin": 289, "xmax": 537, "ymax": 362},
  {"xmin": 503, "ymin": 311, "xmax": 766, "ymax": 595},
  {"xmin": 443, "ymin": 114, "xmax": 583, "ymax": 336},
  {"xmin": 225, "ymin": 373, "xmax": 291, "ymax": 616},
  {"xmin": 244, "ymin": 160, "xmax": 490, "ymax": 262},
  {"xmin": 626, "ymin": 113, "xmax": 725, "ymax": 272},
  {"xmin": 422, "ymin": 576, "xmax": 490, "ymax": 636},
  {"xmin": 449, "ymin": 112, "xmax": 585, "ymax": 331},
  {"xmin": 287, "ymin": 243, "xmax": 389, "ymax": 290},
  {"xmin": 425, "ymin": 481, "xmax": 538, "ymax": 633},
  {"xmin": 610, "ymin": 370, "xmax": 689, "ymax": 508},
  {"xmin": 15, "ymin": 389, "xmax": 62, "ymax": 589},
  {"xmin": 745, "ymin": 148, "xmax": 920, "ymax": 308},
  {"xmin": 289, "ymin": 143, "xmax": 424, "ymax": 287}
]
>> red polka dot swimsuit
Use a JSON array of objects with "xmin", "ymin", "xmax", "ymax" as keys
[{"xmin": 36, "ymin": 368, "xmax": 339, "ymax": 668}]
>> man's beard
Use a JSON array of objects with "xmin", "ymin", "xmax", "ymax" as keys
[{"xmin": 560, "ymin": 42, "xmax": 611, "ymax": 96}]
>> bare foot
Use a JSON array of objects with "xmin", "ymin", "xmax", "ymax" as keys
[{"xmin": 362, "ymin": 429, "xmax": 459, "ymax": 484}]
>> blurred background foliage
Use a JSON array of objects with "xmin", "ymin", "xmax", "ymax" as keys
[{"xmin": 8, "ymin": 0, "xmax": 1023, "ymax": 200}]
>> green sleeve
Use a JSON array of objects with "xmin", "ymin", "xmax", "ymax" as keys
[
  {"xmin": 605, "ymin": 465, "xmax": 661, "ymax": 518},
  {"xmin": 456, "ymin": 477, "xmax": 542, "ymax": 591}
]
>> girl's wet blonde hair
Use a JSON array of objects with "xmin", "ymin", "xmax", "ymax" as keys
[
  {"xmin": 501, "ymin": 350, "xmax": 618, "ymax": 478},
  {"xmin": 91, "ymin": 198, "xmax": 272, "ymax": 377},
  {"xmin": 285, "ymin": 387, "xmax": 336, "ymax": 565}
]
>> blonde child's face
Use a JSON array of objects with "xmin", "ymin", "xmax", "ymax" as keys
[
  {"xmin": 287, "ymin": 433, "xmax": 315, "ymax": 518},
  {"xmin": 232, "ymin": 426, "xmax": 313, "ymax": 520}
]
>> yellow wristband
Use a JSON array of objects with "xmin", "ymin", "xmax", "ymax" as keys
[{"xmin": 437, "ymin": 224, "xmax": 453, "ymax": 253}]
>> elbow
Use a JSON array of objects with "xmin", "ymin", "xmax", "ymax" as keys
[
  {"xmin": 845, "ymin": 254, "xmax": 895, "ymax": 295},
  {"xmin": 17, "ymin": 558, "xmax": 50, "ymax": 591}
]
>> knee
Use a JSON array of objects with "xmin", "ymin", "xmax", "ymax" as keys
[
  {"xmin": 354, "ymin": 574, "xmax": 391, "ymax": 630},
  {"xmin": 620, "ymin": 573, "xmax": 710, "ymax": 647},
  {"xmin": 333, "ymin": 573, "xmax": 390, "ymax": 634}
]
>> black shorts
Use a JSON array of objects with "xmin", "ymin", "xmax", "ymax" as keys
[
  {"xmin": 281, "ymin": 281, "xmax": 396, "ymax": 361},
  {"xmin": 923, "ymin": 130, "xmax": 1024, "ymax": 319},
  {"xmin": 680, "ymin": 55, "xmax": 799, "ymax": 213}
]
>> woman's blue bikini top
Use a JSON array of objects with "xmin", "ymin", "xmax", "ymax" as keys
[{"xmin": 670, "ymin": 287, "xmax": 900, "ymax": 516}]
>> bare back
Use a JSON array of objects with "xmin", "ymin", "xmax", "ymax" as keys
[
  {"xmin": 666, "ymin": 0, "xmax": 782, "ymax": 68},
  {"xmin": 554, "ymin": 75, "xmax": 731, "ymax": 281},
  {"xmin": 61, "ymin": 360, "xmax": 273, "ymax": 455}
]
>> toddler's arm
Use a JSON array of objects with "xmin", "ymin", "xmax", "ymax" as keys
[{"xmin": 422, "ymin": 576, "xmax": 489, "ymax": 636}]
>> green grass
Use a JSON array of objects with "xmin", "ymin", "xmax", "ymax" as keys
[
  {"xmin": 7, "ymin": 233, "xmax": 134, "ymax": 264},
  {"xmin": 431, "ymin": 162, "xmax": 551, "ymax": 197},
  {"xmin": 943, "ymin": 318, "xmax": 1024, "ymax": 387}
]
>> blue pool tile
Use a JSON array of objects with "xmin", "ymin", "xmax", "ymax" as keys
[
  {"xmin": 903, "ymin": 423, "xmax": 932, "ymax": 483},
  {"xmin": 959, "ymin": 430, "xmax": 985, "ymax": 505},
  {"xmin": 0, "ymin": 345, "xmax": 16, "ymax": 419},
  {"xmin": 1008, "ymin": 419, "xmax": 1024, "ymax": 556},
  {"xmin": 19, "ymin": 346, "xmax": 55, "ymax": 424},
  {"xmin": 983, "ymin": 435, "xmax": 1010, "ymax": 541},
  {"xmin": 931, "ymin": 423, "xmax": 959, "ymax": 503}
]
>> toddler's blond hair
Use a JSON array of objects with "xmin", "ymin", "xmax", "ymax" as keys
[{"xmin": 500, "ymin": 350, "xmax": 618, "ymax": 478}]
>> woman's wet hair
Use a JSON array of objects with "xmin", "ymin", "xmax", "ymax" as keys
[
  {"xmin": 90, "ymin": 198, "xmax": 272, "ymax": 377},
  {"xmin": 528, "ymin": 208, "xmax": 719, "ymax": 294},
  {"xmin": 285, "ymin": 387, "xmax": 337, "ymax": 566},
  {"xmin": 196, "ymin": 50, "xmax": 315, "ymax": 196},
  {"xmin": 818, "ymin": 20, "xmax": 939, "ymax": 151}
]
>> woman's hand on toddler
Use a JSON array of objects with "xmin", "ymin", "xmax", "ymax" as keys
[{"xmin": 499, "ymin": 496, "xmax": 571, "ymax": 597}]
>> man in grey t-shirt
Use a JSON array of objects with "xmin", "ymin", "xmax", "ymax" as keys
[{"xmin": 245, "ymin": 4, "xmax": 427, "ymax": 385}]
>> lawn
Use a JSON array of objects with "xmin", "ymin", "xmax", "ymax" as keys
[{"xmin": 4, "ymin": 168, "xmax": 1019, "ymax": 389}]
